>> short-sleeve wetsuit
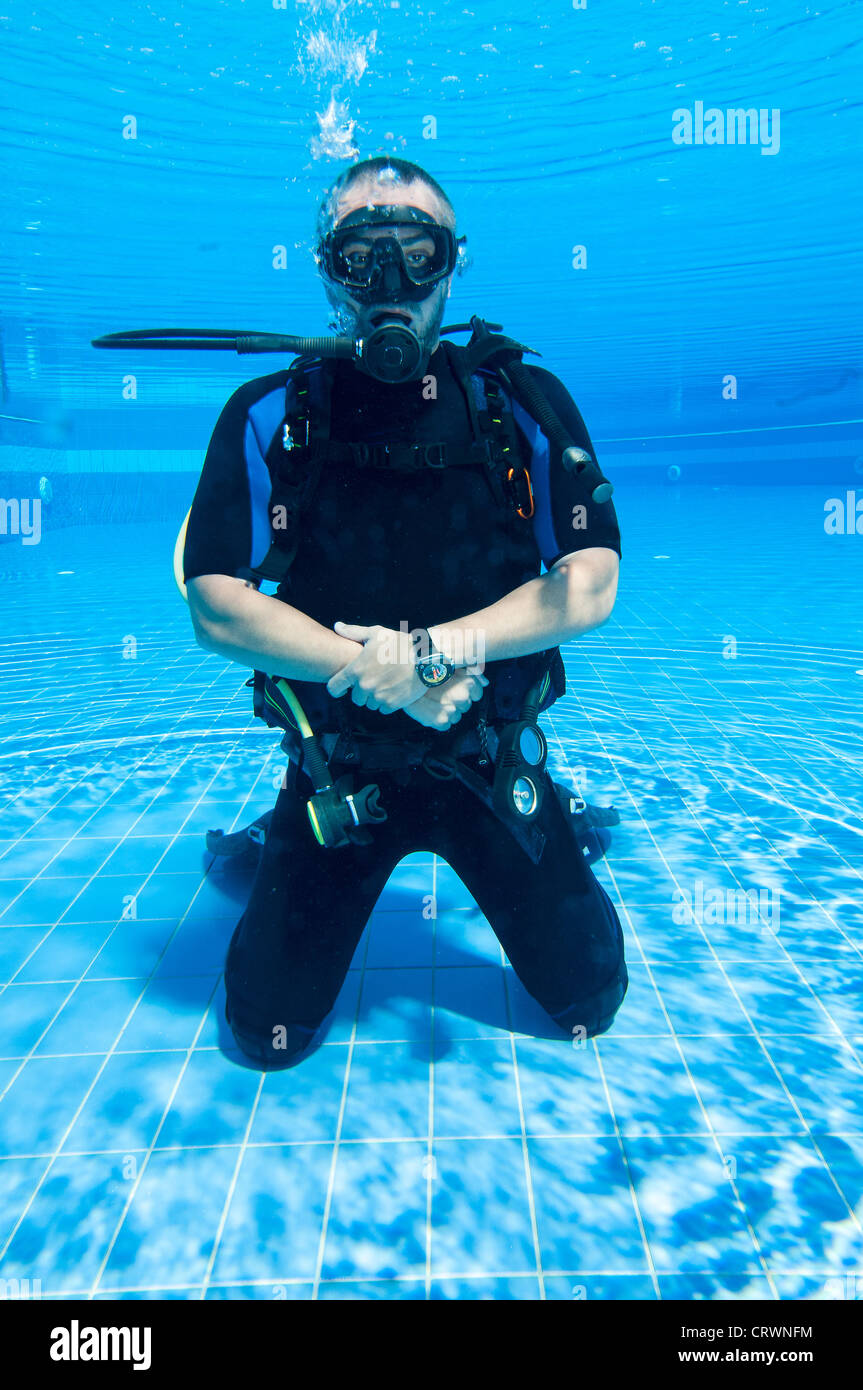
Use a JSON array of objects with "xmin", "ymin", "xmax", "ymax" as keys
[{"xmin": 184, "ymin": 340, "xmax": 628, "ymax": 1068}]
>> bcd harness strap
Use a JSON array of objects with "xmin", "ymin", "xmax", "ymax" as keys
[
  {"xmin": 240, "ymin": 336, "xmax": 561, "ymax": 861},
  {"xmin": 251, "ymin": 671, "xmax": 548, "ymax": 865},
  {"xmin": 238, "ymin": 339, "xmax": 529, "ymax": 590}
]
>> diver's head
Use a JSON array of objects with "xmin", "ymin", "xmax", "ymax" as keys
[{"xmin": 315, "ymin": 157, "xmax": 466, "ymax": 382}]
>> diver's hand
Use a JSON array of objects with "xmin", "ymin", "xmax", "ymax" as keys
[
  {"xmin": 326, "ymin": 622, "xmax": 426, "ymax": 713},
  {"xmin": 403, "ymin": 668, "xmax": 489, "ymax": 730}
]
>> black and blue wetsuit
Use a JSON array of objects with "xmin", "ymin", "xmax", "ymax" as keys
[{"xmin": 184, "ymin": 340, "xmax": 628, "ymax": 1068}]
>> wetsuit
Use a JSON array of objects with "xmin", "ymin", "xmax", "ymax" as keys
[{"xmin": 184, "ymin": 341, "xmax": 628, "ymax": 1068}]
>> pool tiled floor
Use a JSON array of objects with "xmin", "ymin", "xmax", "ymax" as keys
[{"xmin": 1, "ymin": 483, "xmax": 862, "ymax": 1300}]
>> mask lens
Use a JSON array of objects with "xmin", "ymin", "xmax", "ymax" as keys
[{"xmin": 326, "ymin": 223, "xmax": 454, "ymax": 289}]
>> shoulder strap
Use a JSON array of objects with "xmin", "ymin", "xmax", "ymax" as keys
[
  {"xmin": 240, "ymin": 341, "xmax": 537, "ymax": 590},
  {"xmin": 442, "ymin": 340, "xmax": 526, "ymax": 514},
  {"xmin": 237, "ymin": 356, "xmax": 330, "ymax": 587}
]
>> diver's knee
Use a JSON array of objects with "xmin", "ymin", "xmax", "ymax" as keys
[
  {"xmin": 550, "ymin": 970, "xmax": 628, "ymax": 1041},
  {"xmin": 229, "ymin": 1019, "xmax": 320, "ymax": 1070}
]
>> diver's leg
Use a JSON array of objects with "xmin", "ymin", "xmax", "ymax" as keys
[
  {"xmin": 432, "ymin": 771, "xmax": 628, "ymax": 1038},
  {"xmin": 224, "ymin": 769, "xmax": 405, "ymax": 1069}
]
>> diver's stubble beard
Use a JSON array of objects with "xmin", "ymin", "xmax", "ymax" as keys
[{"xmin": 322, "ymin": 279, "xmax": 450, "ymax": 383}]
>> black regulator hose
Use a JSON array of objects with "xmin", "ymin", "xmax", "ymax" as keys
[
  {"xmin": 90, "ymin": 326, "xmax": 420, "ymax": 383},
  {"xmin": 90, "ymin": 328, "xmax": 357, "ymax": 359}
]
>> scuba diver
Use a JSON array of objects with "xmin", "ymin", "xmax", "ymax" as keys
[{"xmin": 180, "ymin": 156, "xmax": 628, "ymax": 1070}]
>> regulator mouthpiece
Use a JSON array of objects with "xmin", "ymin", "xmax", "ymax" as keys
[{"xmin": 359, "ymin": 322, "xmax": 426, "ymax": 384}]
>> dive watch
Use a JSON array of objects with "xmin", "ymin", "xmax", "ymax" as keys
[{"xmin": 413, "ymin": 628, "xmax": 455, "ymax": 688}]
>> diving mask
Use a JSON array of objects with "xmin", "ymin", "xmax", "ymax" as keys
[{"xmin": 318, "ymin": 205, "xmax": 464, "ymax": 304}]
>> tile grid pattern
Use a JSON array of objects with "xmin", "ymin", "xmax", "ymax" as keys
[{"xmin": 1, "ymin": 484, "xmax": 862, "ymax": 1300}]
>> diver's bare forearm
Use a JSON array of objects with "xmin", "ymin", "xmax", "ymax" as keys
[
  {"xmin": 428, "ymin": 550, "xmax": 619, "ymax": 664},
  {"xmin": 188, "ymin": 577, "xmax": 361, "ymax": 681}
]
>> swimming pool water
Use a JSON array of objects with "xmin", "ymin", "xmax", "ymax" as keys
[{"xmin": 1, "ymin": 483, "xmax": 861, "ymax": 1300}]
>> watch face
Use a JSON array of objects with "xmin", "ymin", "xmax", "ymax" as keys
[{"xmin": 421, "ymin": 660, "xmax": 451, "ymax": 686}]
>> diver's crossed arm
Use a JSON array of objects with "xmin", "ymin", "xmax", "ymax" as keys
[
  {"xmin": 186, "ymin": 573, "xmax": 364, "ymax": 681},
  {"xmin": 186, "ymin": 546, "xmax": 618, "ymax": 723},
  {"xmin": 426, "ymin": 546, "xmax": 620, "ymax": 665},
  {"xmin": 324, "ymin": 546, "xmax": 618, "ymax": 712}
]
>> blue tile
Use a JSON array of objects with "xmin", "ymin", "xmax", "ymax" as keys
[
  {"xmin": 503, "ymin": 970, "xmax": 565, "ymax": 1038},
  {"xmin": 726, "ymin": 1136, "xmax": 863, "ymax": 1271},
  {"xmin": 0, "ymin": 1056, "xmax": 106, "ymax": 1156},
  {"xmin": 429, "ymin": 1138, "xmax": 537, "ymax": 1276},
  {"xmin": 0, "ymin": 982, "xmax": 74, "ymax": 1055},
  {"xmin": 430, "ymin": 1275, "xmax": 542, "ymax": 1299},
  {"xmin": 516, "ymin": 1036, "xmax": 615, "ymax": 1136},
  {"xmin": 0, "ymin": 1153, "xmax": 140, "ymax": 1295},
  {"xmin": 623, "ymin": 903, "xmax": 719, "ymax": 963},
  {"xmin": 318, "ymin": 1279, "xmax": 426, "ymax": 1299},
  {"xmin": 658, "ymin": 1273, "xmax": 778, "ymax": 1299},
  {"xmin": 100, "ymin": 836, "xmax": 173, "ymax": 876},
  {"xmin": 84, "ymin": 918, "xmax": 182, "ymax": 979},
  {"xmin": 156, "ymin": 836, "xmax": 210, "ymax": 873},
  {"xmin": 14, "ymin": 922, "xmax": 118, "ymax": 982},
  {"xmin": 155, "ymin": 1050, "xmax": 261, "ymax": 1149},
  {"xmin": 93, "ymin": 1286, "xmax": 204, "ymax": 1300},
  {"xmin": 322, "ymin": 1140, "xmax": 428, "ymax": 1280},
  {"xmin": 0, "ymin": 1155, "xmax": 52, "ymax": 1248},
  {"xmin": 341, "ymin": 1042, "xmax": 430, "ymax": 1141},
  {"xmin": 433, "ymin": 907, "xmax": 503, "ymax": 968},
  {"xmin": 432, "ymin": 1038, "xmax": 522, "ymax": 1138},
  {"xmin": 624, "ymin": 1136, "xmax": 779, "ymax": 1274},
  {"xmin": 593, "ymin": 961, "xmax": 671, "ymax": 1037},
  {"xmin": 82, "ymin": 804, "xmax": 151, "ymax": 839},
  {"xmin": 60, "ymin": 1051, "xmax": 189, "ymax": 1154},
  {"xmin": 365, "ymin": 910, "xmax": 433, "ymax": 968},
  {"xmin": 204, "ymin": 1281, "xmax": 314, "ymax": 1300},
  {"xmin": 0, "ymin": 925, "xmax": 50, "ymax": 982},
  {"xmin": 248, "ymin": 1044, "xmax": 349, "ymax": 1144},
  {"xmin": 793, "ymin": 1132, "xmax": 863, "ymax": 1244},
  {"xmin": 0, "ymin": 841, "xmax": 68, "ymax": 879},
  {"xmin": 354, "ymin": 968, "xmax": 433, "ymax": 1042},
  {"xmin": 543, "ymin": 1274, "xmax": 658, "ymax": 1299},
  {"xmin": 433, "ymin": 966, "xmax": 510, "ymax": 1039},
  {"xmin": 119, "ymin": 975, "xmax": 216, "ymax": 1051},
  {"xmin": 131, "ymin": 801, "xmax": 200, "ymax": 836},
  {"xmin": 183, "ymin": 878, "xmax": 243, "ymax": 921},
  {"xmin": 130, "ymin": 873, "xmax": 204, "ymax": 921},
  {"xmin": 152, "ymin": 916, "xmax": 230, "ymax": 978},
  {"xmin": 0, "ymin": 877, "xmax": 92, "ymax": 926},
  {"xmin": 1, "ymin": 486, "xmax": 861, "ymax": 1299},
  {"xmin": 528, "ymin": 1136, "xmax": 650, "ymax": 1272},
  {"xmin": 98, "ymin": 1146, "xmax": 242, "ymax": 1291},
  {"xmin": 59, "ymin": 875, "xmax": 146, "ymax": 926},
  {"xmin": 678, "ymin": 1034, "xmax": 809, "ymax": 1135},
  {"xmin": 648, "ymin": 961, "xmax": 755, "ymax": 1035},
  {"xmin": 794, "ymin": 960, "xmax": 863, "ymax": 1036},
  {"xmin": 39, "ymin": 838, "xmax": 115, "ymax": 875},
  {"xmin": 429, "ymin": 863, "xmax": 477, "ymax": 912},
  {"xmin": 34, "ymin": 978, "xmax": 145, "ymax": 1055},
  {"xmin": 599, "ymin": 1036, "xmax": 710, "ymax": 1137},
  {"xmin": 210, "ymin": 1143, "xmax": 332, "ymax": 1284},
  {"xmin": 721, "ymin": 957, "xmax": 845, "ymax": 1036}
]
